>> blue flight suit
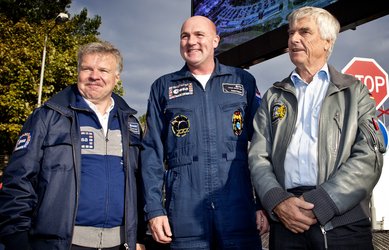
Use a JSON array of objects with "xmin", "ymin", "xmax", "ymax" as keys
[{"xmin": 142, "ymin": 59, "xmax": 262, "ymax": 249}]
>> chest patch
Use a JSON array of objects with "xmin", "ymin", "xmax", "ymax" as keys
[
  {"xmin": 171, "ymin": 115, "xmax": 190, "ymax": 137},
  {"xmin": 222, "ymin": 83, "xmax": 244, "ymax": 96},
  {"xmin": 169, "ymin": 83, "xmax": 193, "ymax": 99},
  {"xmin": 81, "ymin": 131, "xmax": 94, "ymax": 149},
  {"xmin": 271, "ymin": 103, "xmax": 287, "ymax": 124},
  {"xmin": 232, "ymin": 110, "xmax": 244, "ymax": 136},
  {"xmin": 128, "ymin": 122, "xmax": 140, "ymax": 135}
]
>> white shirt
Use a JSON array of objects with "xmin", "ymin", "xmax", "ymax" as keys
[
  {"xmin": 192, "ymin": 74, "xmax": 211, "ymax": 89},
  {"xmin": 284, "ymin": 64, "xmax": 330, "ymax": 189},
  {"xmin": 83, "ymin": 97, "xmax": 115, "ymax": 136}
]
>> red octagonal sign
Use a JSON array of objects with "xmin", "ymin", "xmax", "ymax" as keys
[{"xmin": 342, "ymin": 57, "xmax": 389, "ymax": 110}]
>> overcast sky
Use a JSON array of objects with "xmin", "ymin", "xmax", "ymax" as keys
[{"xmin": 68, "ymin": 1, "xmax": 389, "ymax": 117}]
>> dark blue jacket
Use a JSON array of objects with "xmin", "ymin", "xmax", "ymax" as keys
[
  {"xmin": 0, "ymin": 85, "xmax": 143, "ymax": 250},
  {"xmin": 142, "ymin": 60, "xmax": 261, "ymax": 238}
]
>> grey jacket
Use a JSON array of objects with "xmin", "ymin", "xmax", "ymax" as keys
[{"xmin": 249, "ymin": 65, "xmax": 385, "ymax": 231}]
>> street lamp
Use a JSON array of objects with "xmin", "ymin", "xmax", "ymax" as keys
[{"xmin": 37, "ymin": 13, "xmax": 69, "ymax": 107}]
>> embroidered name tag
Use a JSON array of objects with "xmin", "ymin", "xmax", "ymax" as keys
[
  {"xmin": 222, "ymin": 83, "xmax": 244, "ymax": 96},
  {"xmin": 169, "ymin": 83, "xmax": 194, "ymax": 99}
]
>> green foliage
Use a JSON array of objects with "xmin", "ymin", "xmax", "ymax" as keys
[
  {"xmin": 0, "ymin": 6, "xmax": 101, "ymax": 154},
  {"xmin": 138, "ymin": 113, "xmax": 146, "ymax": 133}
]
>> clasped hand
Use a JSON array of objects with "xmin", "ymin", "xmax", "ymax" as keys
[{"xmin": 273, "ymin": 196, "xmax": 317, "ymax": 233}]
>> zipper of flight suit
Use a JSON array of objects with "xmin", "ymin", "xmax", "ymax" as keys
[{"xmin": 202, "ymin": 80, "xmax": 216, "ymax": 209}]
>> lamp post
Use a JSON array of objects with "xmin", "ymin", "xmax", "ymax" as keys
[{"xmin": 37, "ymin": 13, "xmax": 69, "ymax": 107}]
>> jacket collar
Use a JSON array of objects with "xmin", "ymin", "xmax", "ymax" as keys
[
  {"xmin": 171, "ymin": 58, "xmax": 233, "ymax": 82},
  {"xmin": 274, "ymin": 64, "xmax": 358, "ymax": 96},
  {"xmin": 45, "ymin": 84, "xmax": 137, "ymax": 116}
]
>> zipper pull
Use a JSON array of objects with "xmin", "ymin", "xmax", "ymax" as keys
[{"xmin": 320, "ymin": 225, "xmax": 328, "ymax": 250}]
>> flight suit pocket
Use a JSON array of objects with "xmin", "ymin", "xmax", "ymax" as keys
[{"xmin": 219, "ymin": 101, "xmax": 247, "ymax": 140}]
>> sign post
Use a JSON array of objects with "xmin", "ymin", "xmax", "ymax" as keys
[{"xmin": 342, "ymin": 57, "xmax": 389, "ymax": 110}]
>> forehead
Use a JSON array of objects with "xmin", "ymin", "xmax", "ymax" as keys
[
  {"xmin": 81, "ymin": 53, "xmax": 116, "ymax": 63},
  {"xmin": 181, "ymin": 18, "xmax": 213, "ymax": 34},
  {"xmin": 290, "ymin": 16, "xmax": 316, "ymax": 29}
]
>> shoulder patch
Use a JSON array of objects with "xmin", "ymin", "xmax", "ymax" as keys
[{"xmin": 14, "ymin": 132, "xmax": 32, "ymax": 152}]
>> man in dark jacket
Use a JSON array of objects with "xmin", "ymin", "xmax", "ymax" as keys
[{"xmin": 0, "ymin": 42, "xmax": 144, "ymax": 250}]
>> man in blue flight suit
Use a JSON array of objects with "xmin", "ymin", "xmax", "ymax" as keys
[{"xmin": 141, "ymin": 16, "xmax": 268, "ymax": 250}]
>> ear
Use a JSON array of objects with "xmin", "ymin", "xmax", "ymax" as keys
[
  {"xmin": 115, "ymin": 73, "xmax": 121, "ymax": 85},
  {"xmin": 213, "ymin": 35, "xmax": 220, "ymax": 49},
  {"xmin": 324, "ymin": 39, "xmax": 331, "ymax": 51}
]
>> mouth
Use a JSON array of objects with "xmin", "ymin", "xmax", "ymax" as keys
[{"xmin": 290, "ymin": 48, "xmax": 304, "ymax": 53}]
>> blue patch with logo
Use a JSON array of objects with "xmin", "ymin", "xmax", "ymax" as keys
[
  {"xmin": 14, "ymin": 132, "xmax": 32, "ymax": 152},
  {"xmin": 81, "ymin": 131, "xmax": 94, "ymax": 149}
]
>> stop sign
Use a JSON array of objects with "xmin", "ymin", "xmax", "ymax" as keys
[{"xmin": 342, "ymin": 57, "xmax": 389, "ymax": 109}]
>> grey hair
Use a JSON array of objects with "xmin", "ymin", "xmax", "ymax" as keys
[
  {"xmin": 288, "ymin": 6, "xmax": 340, "ymax": 57},
  {"xmin": 77, "ymin": 41, "xmax": 123, "ymax": 73}
]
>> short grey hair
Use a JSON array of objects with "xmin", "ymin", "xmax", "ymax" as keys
[
  {"xmin": 288, "ymin": 6, "xmax": 340, "ymax": 57},
  {"xmin": 77, "ymin": 41, "xmax": 123, "ymax": 73}
]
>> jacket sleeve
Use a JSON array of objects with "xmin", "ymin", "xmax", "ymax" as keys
[
  {"xmin": 248, "ymin": 90, "xmax": 294, "ymax": 219},
  {"xmin": 303, "ymin": 82, "xmax": 385, "ymax": 225},
  {"xmin": 245, "ymin": 71, "xmax": 261, "ymax": 141},
  {"xmin": 0, "ymin": 108, "xmax": 47, "ymax": 244},
  {"xmin": 141, "ymin": 80, "xmax": 168, "ymax": 221}
]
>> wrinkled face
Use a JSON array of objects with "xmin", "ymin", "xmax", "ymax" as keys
[
  {"xmin": 180, "ymin": 16, "xmax": 219, "ymax": 69},
  {"xmin": 288, "ymin": 17, "xmax": 330, "ymax": 69},
  {"xmin": 77, "ymin": 53, "xmax": 119, "ymax": 104}
]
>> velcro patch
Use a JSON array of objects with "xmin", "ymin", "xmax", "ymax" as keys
[
  {"xmin": 129, "ymin": 122, "xmax": 140, "ymax": 135},
  {"xmin": 14, "ymin": 132, "xmax": 32, "ymax": 152},
  {"xmin": 222, "ymin": 83, "xmax": 244, "ymax": 96},
  {"xmin": 81, "ymin": 131, "xmax": 94, "ymax": 149},
  {"xmin": 169, "ymin": 83, "xmax": 194, "ymax": 99}
]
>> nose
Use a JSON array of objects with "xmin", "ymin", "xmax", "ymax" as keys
[
  {"xmin": 289, "ymin": 32, "xmax": 300, "ymax": 44},
  {"xmin": 88, "ymin": 69, "xmax": 100, "ymax": 80},
  {"xmin": 187, "ymin": 35, "xmax": 197, "ymax": 45}
]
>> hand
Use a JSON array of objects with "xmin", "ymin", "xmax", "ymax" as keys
[
  {"xmin": 256, "ymin": 210, "xmax": 270, "ymax": 235},
  {"xmin": 136, "ymin": 243, "xmax": 146, "ymax": 250},
  {"xmin": 148, "ymin": 215, "xmax": 172, "ymax": 244},
  {"xmin": 273, "ymin": 197, "xmax": 317, "ymax": 233}
]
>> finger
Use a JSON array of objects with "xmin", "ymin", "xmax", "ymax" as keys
[{"xmin": 163, "ymin": 221, "xmax": 173, "ymax": 237}]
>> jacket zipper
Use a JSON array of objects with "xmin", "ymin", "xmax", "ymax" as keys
[{"xmin": 320, "ymin": 225, "xmax": 328, "ymax": 250}]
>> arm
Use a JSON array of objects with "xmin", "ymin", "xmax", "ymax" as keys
[
  {"xmin": 248, "ymin": 92, "xmax": 294, "ymax": 218},
  {"xmin": 141, "ymin": 81, "xmax": 168, "ymax": 221},
  {"xmin": 0, "ymin": 109, "xmax": 46, "ymax": 247}
]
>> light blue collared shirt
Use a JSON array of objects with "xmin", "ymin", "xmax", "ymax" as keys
[{"xmin": 284, "ymin": 64, "xmax": 330, "ymax": 189}]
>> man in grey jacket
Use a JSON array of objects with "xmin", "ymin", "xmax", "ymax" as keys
[{"xmin": 248, "ymin": 6, "xmax": 385, "ymax": 250}]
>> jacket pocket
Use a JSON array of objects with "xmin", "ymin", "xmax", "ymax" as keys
[
  {"xmin": 219, "ymin": 101, "xmax": 247, "ymax": 140},
  {"xmin": 164, "ymin": 106, "xmax": 195, "ymax": 165},
  {"xmin": 360, "ymin": 119, "xmax": 385, "ymax": 172},
  {"xmin": 41, "ymin": 132, "xmax": 73, "ymax": 171},
  {"xmin": 331, "ymin": 111, "xmax": 342, "ymax": 155}
]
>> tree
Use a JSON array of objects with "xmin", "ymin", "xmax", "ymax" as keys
[
  {"xmin": 0, "ymin": 6, "xmax": 106, "ymax": 154},
  {"xmin": 0, "ymin": 0, "xmax": 72, "ymax": 23}
]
